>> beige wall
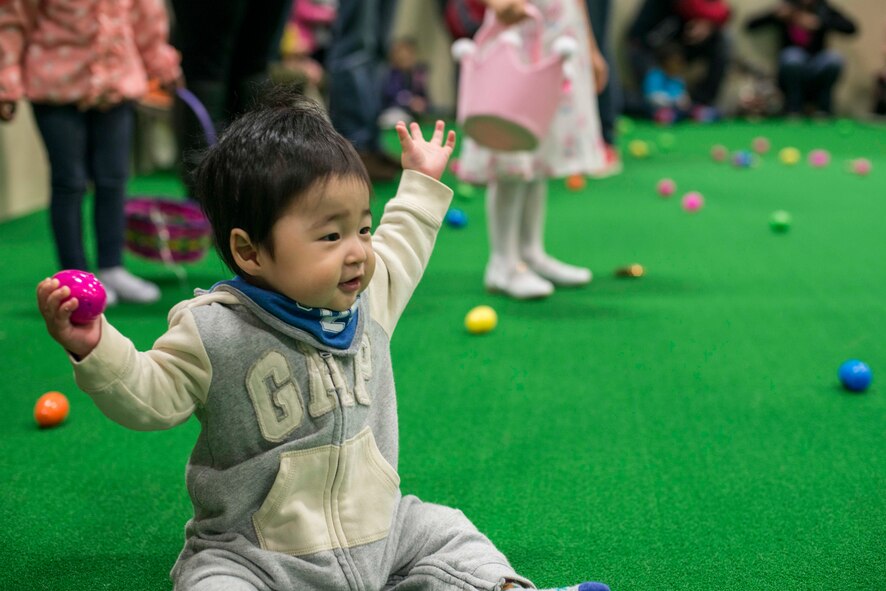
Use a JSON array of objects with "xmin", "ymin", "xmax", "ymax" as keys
[
  {"xmin": 394, "ymin": 0, "xmax": 885, "ymax": 116},
  {"xmin": 0, "ymin": 102, "xmax": 49, "ymax": 221}
]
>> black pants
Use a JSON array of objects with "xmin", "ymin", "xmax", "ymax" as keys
[
  {"xmin": 170, "ymin": 0, "xmax": 290, "ymax": 190},
  {"xmin": 325, "ymin": 0, "xmax": 397, "ymax": 151},
  {"xmin": 32, "ymin": 102, "xmax": 133, "ymax": 271},
  {"xmin": 586, "ymin": 0, "xmax": 621, "ymax": 146}
]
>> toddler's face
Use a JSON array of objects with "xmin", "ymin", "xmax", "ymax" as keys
[{"xmin": 259, "ymin": 176, "xmax": 375, "ymax": 311}]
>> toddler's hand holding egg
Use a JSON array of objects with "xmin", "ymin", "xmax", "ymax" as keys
[{"xmin": 52, "ymin": 270, "xmax": 107, "ymax": 324}]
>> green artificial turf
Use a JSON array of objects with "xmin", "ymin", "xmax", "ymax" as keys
[{"xmin": 2, "ymin": 119, "xmax": 885, "ymax": 590}]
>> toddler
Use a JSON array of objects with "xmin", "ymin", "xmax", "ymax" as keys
[
  {"xmin": 643, "ymin": 42, "xmax": 691, "ymax": 124},
  {"xmin": 379, "ymin": 37, "xmax": 430, "ymax": 129},
  {"xmin": 0, "ymin": 0, "xmax": 181, "ymax": 304},
  {"xmin": 37, "ymin": 90, "xmax": 610, "ymax": 591}
]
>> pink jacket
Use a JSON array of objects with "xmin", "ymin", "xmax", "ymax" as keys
[{"xmin": 0, "ymin": 0, "xmax": 181, "ymax": 107}]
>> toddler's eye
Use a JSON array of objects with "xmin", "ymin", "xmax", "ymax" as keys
[
  {"xmin": 321, "ymin": 233, "xmax": 341, "ymax": 242},
  {"xmin": 360, "ymin": 226, "xmax": 372, "ymax": 235}
]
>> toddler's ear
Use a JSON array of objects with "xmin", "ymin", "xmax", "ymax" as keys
[{"xmin": 230, "ymin": 229, "xmax": 262, "ymax": 276}]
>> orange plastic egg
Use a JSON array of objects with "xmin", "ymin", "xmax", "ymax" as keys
[
  {"xmin": 565, "ymin": 174, "xmax": 586, "ymax": 191},
  {"xmin": 34, "ymin": 391, "xmax": 69, "ymax": 428}
]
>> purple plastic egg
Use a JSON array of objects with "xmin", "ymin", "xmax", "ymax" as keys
[{"xmin": 53, "ymin": 270, "xmax": 107, "ymax": 324}]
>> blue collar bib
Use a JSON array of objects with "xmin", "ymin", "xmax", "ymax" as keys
[{"xmin": 214, "ymin": 277, "xmax": 360, "ymax": 349}]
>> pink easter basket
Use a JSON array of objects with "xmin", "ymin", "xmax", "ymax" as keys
[
  {"xmin": 125, "ymin": 88, "xmax": 214, "ymax": 264},
  {"xmin": 454, "ymin": 5, "xmax": 568, "ymax": 152}
]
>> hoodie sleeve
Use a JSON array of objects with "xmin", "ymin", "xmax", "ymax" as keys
[
  {"xmin": 0, "ymin": 0, "xmax": 34, "ymax": 102},
  {"xmin": 820, "ymin": 4, "xmax": 856, "ymax": 35},
  {"xmin": 71, "ymin": 299, "xmax": 213, "ymax": 431},
  {"xmin": 130, "ymin": 0, "xmax": 181, "ymax": 83},
  {"xmin": 367, "ymin": 169, "xmax": 453, "ymax": 338}
]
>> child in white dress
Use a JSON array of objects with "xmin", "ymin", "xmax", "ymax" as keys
[{"xmin": 457, "ymin": 0, "xmax": 606, "ymax": 299}]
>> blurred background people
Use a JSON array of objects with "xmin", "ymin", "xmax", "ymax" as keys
[
  {"xmin": 379, "ymin": 37, "xmax": 431, "ymax": 129},
  {"xmin": 746, "ymin": 0, "xmax": 857, "ymax": 118},
  {"xmin": 326, "ymin": 0, "xmax": 401, "ymax": 181},
  {"xmin": 642, "ymin": 42, "xmax": 692, "ymax": 123},
  {"xmin": 626, "ymin": 0, "xmax": 732, "ymax": 120}
]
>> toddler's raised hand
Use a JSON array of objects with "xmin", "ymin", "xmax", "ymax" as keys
[
  {"xmin": 36, "ymin": 278, "xmax": 101, "ymax": 360},
  {"xmin": 396, "ymin": 120, "xmax": 456, "ymax": 181}
]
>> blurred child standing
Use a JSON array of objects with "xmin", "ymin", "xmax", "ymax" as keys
[
  {"xmin": 457, "ymin": 0, "xmax": 607, "ymax": 300},
  {"xmin": 0, "ymin": 0, "xmax": 181, "ymax": 304},
  {"xmin": 379, "ymin": 37, "xmax": 430, "ymax": 128}
]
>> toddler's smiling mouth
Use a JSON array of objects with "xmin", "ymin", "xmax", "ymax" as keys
[{"xmin": 339, "ymin": 276, "xmax": 362, "ymax": 291}]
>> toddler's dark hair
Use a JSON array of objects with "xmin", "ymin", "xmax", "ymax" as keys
[{"xmin": 194, "ymin": 86, "xmax": 371, "ymax": 277}]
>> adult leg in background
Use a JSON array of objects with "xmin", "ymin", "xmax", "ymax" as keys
[
  {"xmin": 326, "ymin": 0, "xmax": 400, "ymax": 180},
  {"xmin": 777, "ymin": 46, "xmax": 811, "ymax": 115}
]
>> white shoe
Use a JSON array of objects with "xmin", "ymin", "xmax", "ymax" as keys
[
  {"xmin": 524, "ymin": 253, "xmax": 592, "ymax": 287},
  {"xmin": 97, "ymin": 267, "xmax": 161, "ymax": 304},
  {"xmin": 104, "ymin": 285, "xmax": 119, "ymax": 307},
  {"xmin": 485, "ymin": 261, "xmax": 554, "ymax": 300}
]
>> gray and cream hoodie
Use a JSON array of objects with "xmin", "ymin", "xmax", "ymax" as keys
[{"xmin": 69, "ymin": 170, "xmax": 453, "ymax": 585}]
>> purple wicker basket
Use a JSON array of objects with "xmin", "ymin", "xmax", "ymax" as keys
[{"xmin": 125, "ymin": 198, "xmax": 211, "ymax": 263}]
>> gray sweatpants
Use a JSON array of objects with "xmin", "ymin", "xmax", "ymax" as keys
[{"xmin": 174, "ymin": 495, "xmax": 535, "ymax": 591}]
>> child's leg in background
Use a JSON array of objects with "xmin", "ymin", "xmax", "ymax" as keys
[
  {"xmin": 520, "ymin": 179, "xmax": 592, "ymax": 287},
  {"xmin": 86, "ymin": 102, "xmax": 132, "ymax": 272},
  {"xmin": 31, "ymin": 104, "xmax": 90, "ymax": 271},
  {"xmin": 485, "ymin": 178, "xmax": 554, "ymax": 300},
  {"xmin": 82, "ymin": 102, "xmax": 161, "ymax": 304}
]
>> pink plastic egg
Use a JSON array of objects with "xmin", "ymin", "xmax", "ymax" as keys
[
  {"xmin": 682, "ymin": 191, "xmax": 704, "ymax": 213},
  {"xmin": 751, "ymin": 136, "xmax": 771, "ymax": 155},
  {"xmin": 657, "ymin": 178, "xmax": 676, "ymax": 197},
  {"xmin": 808, "ymin": 149, "xmax": 830, "ymax": 168},
  {"xmin": 852, "ymin": 158, "xmax": 872, "ymax": 176},
  {"xmin": 52, "ymin": 270, "xmax": 107, "ymax": 325},
  {"xmin": 710, "ymin": 144, "xmax": 728, "ymax": 162}
]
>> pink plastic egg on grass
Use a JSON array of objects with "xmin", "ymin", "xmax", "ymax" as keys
[
  {"xmin": 657, "ymin": 178, "xmax": 676, "ymax": 197},
  {"xmin": 752, "ymin": 136, "xmax": 771, "ymax": 155},
  {"xmin": 52, "ymin": 270, "xmax": 107, "ymax": 325},
  {"xmin": 852, "ymin": 158, "xmax": 872, "ymax": 176},
  {"xmin": 710, "ymin": 144, "xmax": 728, "ymax": 162},
  {"xmin": 682, "ymin": 192, "xmax": 704, "ymax": 213},
  {"xmin": 808, "ymin": 149, "xmax": 831, "ymax": 168}
]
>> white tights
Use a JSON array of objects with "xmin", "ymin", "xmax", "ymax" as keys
[{"xmin": 484, "ymin": 178, "xmax": 591, "ymax": 299}]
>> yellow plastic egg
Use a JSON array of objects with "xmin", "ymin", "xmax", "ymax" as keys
[{"xmin": 465, "ymin": 305, "xmax": 498, "ymax": 335}]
